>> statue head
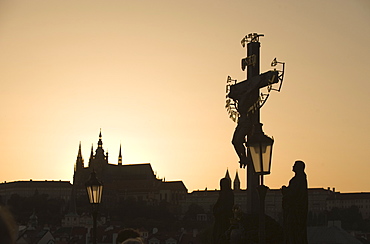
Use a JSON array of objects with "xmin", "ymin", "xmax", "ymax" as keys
[
  {"xmin": 117, "ymin": 228, "xmax": 141, "ymax": 244},
  {"xmin": 293, "ymin": 160, "xmax": 305, "ymax": 173},
  {"xmin": 220, "ymin": 177, "xmax": 232, "ymax": 191},
  {"xmin": 122, "ymin": 238, "xmax": 144, "ymax": 244}
]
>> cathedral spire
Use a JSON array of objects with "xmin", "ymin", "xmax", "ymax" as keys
[
  {"xmin": 77, "ymin": 142, "xmax": 83, "ymax": 158},
  {"xmin": 225, "ymin": 168, "xmax": 231, "ymax": 181},
  {"xmin": 98, "ymin": 129, "xmax": 103, "ymax": 148},
  {"xmin": 88, "ymin": 144, "xmax": 94, "ymax": 167},
  {"xmin": 118, "ymin": 144, "xmax": 123, "ymax": 166},
  {"xmin": 94, "ymin": 129, "xmax": 106, "ymax": 162},
  {"xmin": 90, "ymin": 144, "xmax": 94, "ymax": 159},
  {"xmin": 75, "ymin": 142, "xmax": 84, "ymax": 172},
  {"xmin": 234, "ymin": 170, "xmax": 241, "ymax": 190}
]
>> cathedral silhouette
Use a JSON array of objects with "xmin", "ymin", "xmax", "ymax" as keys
[{"xmin": 72, "ymin": 131, "xmax": 187, "ymax": 209}]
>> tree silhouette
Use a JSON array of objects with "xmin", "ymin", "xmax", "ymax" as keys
[{"xmin": 328, "ymin": 206, "xmax": 364, "ymax": 231}]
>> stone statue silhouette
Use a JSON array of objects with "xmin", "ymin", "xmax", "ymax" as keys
[
  {"xmin": 213, "ymin": 178, "xmax": 235, "ymax": 244},
  {"xmin": 229, "ymin": 88, "xmax": 256, "ymax": 168},
  {"xmin": 281, "ymin": 160, "xmax": 308, "ymax": 244},
  {"xmin": 228, "ymin": 70, "xmax": 279, "ymax": 168}
]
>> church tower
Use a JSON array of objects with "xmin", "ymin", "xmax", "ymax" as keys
[
  {"xmin": 225, "ymin": 169, "xmax": 231, "ymax": 181},
  {"xmin": 234, "ymin": 170, "xmax": 241, "ymax": 191},
  {"xmin": 88, "ymin": 130, "xmax": 108, "ymax": 172},
  {"xmin": 118, "ymin": 144, "xmax": 123, "ymax": 166},
  {"xmin": 74, "ymin": 142, "xmax": 84, "ymax": 172},
  {"xmin": 88, "ymin": 144, "xmax": 94, "ymax": 166},
  {"xmin": 95, "ymin": 130, "xmax": 105, "ymax": 160}
]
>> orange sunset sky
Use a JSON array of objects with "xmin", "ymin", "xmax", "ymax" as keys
[{"xmin": 0, "ymin": 0, "xmax": 369, "ymax": 192}]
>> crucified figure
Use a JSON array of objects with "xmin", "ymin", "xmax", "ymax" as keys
[
  {"xmin": 230, "ymin": 90, "xmax": 257, "ymax": 168},
  {"xmin": 228, "ymin": 70, "xmax": 278, "ymax": 168}
]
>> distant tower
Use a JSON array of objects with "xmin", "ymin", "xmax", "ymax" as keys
[
  {"xmin": 88, "ymin": 144, "xmax": 94, "ymax": 167},
  {"xmin": 75, "ymin": 142, "xmax": 84, "ymax": 172},
  {"xmin": 89, "ymin": 130, "xmax": 108, "ymax": 173},
  {"xmin": 225, "ymin": 169, "xmax": 231, "ymax": 181},
  {"xmin": 95, "ymin": 130, "xmax": 105, "ymax": 160},
  {"xmin": 234, "ymin": 170, "xmax": 240, "ymax": 190},
  {"xmin": 118, "ymin": 144, "xmax": 123, "ymax": 166}
]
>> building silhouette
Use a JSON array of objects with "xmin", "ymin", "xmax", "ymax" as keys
[
  {"xmin": 72, "ymin": 131, "xmax": 187, "ymax": 211},
  {"xmin": 0, "ymin": 180, "xmax": 72, "ymax": 204},
  {"xmin": 1, "ymin": 133, "xmax": 370, "ymax": 235},
  {"xmin": 183, "ymin": 172, "xmax": 341, "ymax": 225},
  {"xmin": 327, "ymin": 192, "xmax": 370, "ymax": 219}
]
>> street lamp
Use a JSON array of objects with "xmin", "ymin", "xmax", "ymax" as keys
[
  {"xmin": 85, "ymin": 170, "xmax": 103, "ymax": 244},
  {"xmin": 246, "ymin": 123, "xmax": 273, "ymax": 244},
  {"xmin": 247, "ymin": 123, "xmax": 274, "ymax": 178}
]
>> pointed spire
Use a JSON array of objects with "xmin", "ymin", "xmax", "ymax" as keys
[
  {"xmin": 234, "ymin": 170, "xmax": 241, "ymax": 190},
  {"xmin": 98, "ymin": 129, "xmax": 103, "ymax": 148},
  {"xmin": 75, "ymin": 142, "xmax": 84, "ymax": 172},
  {"xmin": 225, "ymin": 168, "xmax": 231, "ymax": 181},
  {"xmin": 118, "ymin": 144, "xmax": 122, "ymax": 166},
  {"xmin": 77, "ymin": 142, "xmax": 83, "ymax": 158},
  {"xmin": 90, "ymin": 144, "xmax": 94, "ymax": 160},
  {"xmin": 95, "ymin": 129, "xmax": 105, "ymax": 160}
]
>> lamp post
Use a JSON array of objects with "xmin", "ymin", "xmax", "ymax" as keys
[
  {"xmin": 226, "ymin": 33, "xmax": 285, "ymax": 243},
  {"xmin": 247, "ymin": 123, "xmax": 274, "ymax": 244},
  {"xmin": 85, "ymin": 170, "xmax": 103, "ymax": 244}
]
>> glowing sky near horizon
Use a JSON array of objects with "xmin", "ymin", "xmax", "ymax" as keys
[{"xmin": 0, "ymin": 0, "xmax": 369, "ymax": 193}]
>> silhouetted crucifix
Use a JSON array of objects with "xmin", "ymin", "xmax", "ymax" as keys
[{"xmin": 227, "ymin": 70, "xmax": 278, "ymax": 168}]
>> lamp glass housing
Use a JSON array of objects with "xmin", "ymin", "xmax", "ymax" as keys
[
  {"xmin": 85, "ymin": 171, "xmax": 103, "ymax": 204},
  {"xmin": 247, "ymin": 129, "xmax": 274, "ymax": 175}
]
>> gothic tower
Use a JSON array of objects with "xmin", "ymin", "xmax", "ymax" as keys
[
  {"xmin": 234, "ymin": 170, "xmax": 241, "ymax": 191},
  {"xmin": 74, "ymin": 142, "xmax": 84, "ymax": 173},
  {"xmin": 225, "ymin": 169, "xmax": 231, "ymax": 181},
  {"xmin": 73, "ymin": 142, "xmax": 84, "ymax": 186},
  {"xmin": 118, "ymin": 144, "xmax": 123, "ymax": 166},
  {"xmin": 88, "ymin": 130, "xmax": 108, "ymax": 172},
  {"xmin": 88, "ymin": 144, "xmax": 94, "ymax": 165}
]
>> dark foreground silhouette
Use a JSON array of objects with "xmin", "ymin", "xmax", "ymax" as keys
[
  {"xmin": 229, "ymin": 209, "xmax": 284, "ymax": 244},
  {"xmin": 282, "ymin": 160, "xmax": 308, "ymax": 244},
  {"xmin": 213, "ymin": 178, "xmax": 234, "ymax": 244}
]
